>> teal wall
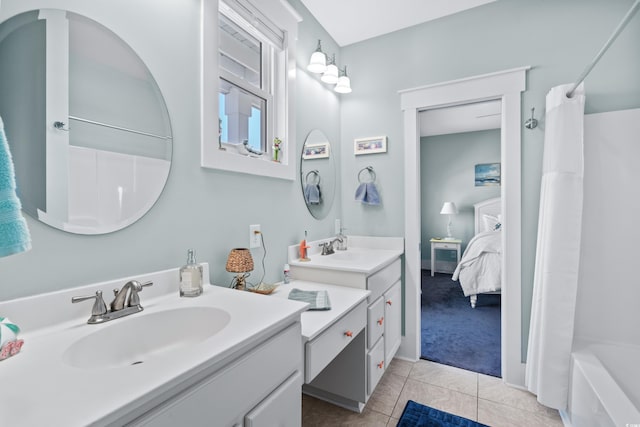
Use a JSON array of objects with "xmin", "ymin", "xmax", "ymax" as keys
[
  {"xmin": 337, "ymin": 0, "xmax": 640, "ymax": 358},
  {"xmin": 2, "ymin": 0, "xmax": 639, "ymax": 361},
  {"xmin": 421, "ymin": 129, "xmax": 500, "ymax": 262},
  {"xmin": 0, "ymin": 0, "xmax": 341, "ymax": 300}
]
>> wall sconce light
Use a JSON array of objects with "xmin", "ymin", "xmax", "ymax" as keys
[
  {"xmin": 334, "ymin": 66, "xmax": 352, "ymax": 94},
  {"xmin": 307, "ymin": 39, "xmax": 327, "ymax": 74},
  {"xmin": 321, "ymin": 54, "xmax": 339, "ymax": 84},
  {"xmin": 307, "ymin": 40, "xmax": 352, "ymax": 94}
]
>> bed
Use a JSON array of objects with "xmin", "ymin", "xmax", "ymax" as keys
[{"xmin": 452, "ymin": 197, "xmax": 502, "ymax": 308}]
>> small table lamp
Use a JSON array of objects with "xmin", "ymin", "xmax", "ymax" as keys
[
  {"xmin": 440, "ymin": 202, "xmax": 458, "ymax": 240},
  {"xmin": 226, "ymin": 248, "xmax": 254, "ymax": 290}
]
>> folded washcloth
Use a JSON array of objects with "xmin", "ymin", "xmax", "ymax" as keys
[
  {"xmin": 288, "ymin": 288, "xmax": 331, "ymax": 310},
  {"xmin": 355, "ymin": 182, "xmax": 381, "ymax": 206},
  {"xmin": 0, "ymin": 115, "xmax": 31, "ymax": 257},
  {"xmin": 304, "ymin": 184, "xmax": 321, "ymax": 204}
]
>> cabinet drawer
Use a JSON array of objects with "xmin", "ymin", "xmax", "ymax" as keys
[
  {"xmin": 367, "ymin": 258, "xmax": 401, "ymax": 303},
  {"xmin": 433, "ymin": 242, "xmax": 457, "ymax": 250},
  {"xmin": 384, "ymin": 280, "xmax": 402, "ymax": 363},
  {"xmin": 367, "ymin": 297, "xmax": 384, "ymax": 348},
  {"xmin": 245, "ymin": 371, "xmax": 302, "ymax": 427},
  {"xmin": 131, "ymin": 323, "xmax": 302, "ymax": 427},
  {"xmin": 305, "ymin": 301, "xmax": 366, "ymax": 383},
  {"xmin": 367, "ymin": 337, "xmax": 385, "ymax": 395}
]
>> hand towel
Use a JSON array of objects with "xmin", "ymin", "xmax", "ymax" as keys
[
  {"xmin": 0, "ymin": 115, "xmax": 31, "ymax": 257},
  {"xmin": 304, "ymin": 184, "xmax": 321, "ymax": 204},
  {"xmin": 354, "ymin": 182, "xmax": 381, "ymax": 205},
  {"xmin": 288, "ymin": 288, "xmax": 331, "ymax": 310}
]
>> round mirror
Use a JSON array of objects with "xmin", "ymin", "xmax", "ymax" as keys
[
  {"xmin": 0, "ymin": 10, "xmax": 172, "ymax": 234},
  {"xmin": 300, "ymin": 130, "xmax": 336, "ymax": 219}
]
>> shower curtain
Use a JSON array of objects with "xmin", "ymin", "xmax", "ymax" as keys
[{"xmin": 525, "ymin": 83, "xmax": 585, "ymax": 410}]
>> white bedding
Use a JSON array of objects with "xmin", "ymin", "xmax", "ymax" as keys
[{"xmin": 452, "ymin": 230, "xmax": 501, "ymax": 296}]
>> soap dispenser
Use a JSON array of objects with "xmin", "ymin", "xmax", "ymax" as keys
[
  {"xmin": 180, "ymin": 249, "xmax": 203, "ymax": 297},
  {"xmin": 337, "ymin": 227, "xmax": 348, "ymax": 251}
]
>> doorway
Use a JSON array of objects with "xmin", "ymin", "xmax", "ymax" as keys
[
  {"xmin": 419, "ymin": 102, "xmax": 502, "ymax": 376},
  {"xmin": 398, "ymin": 67, "xmax": 529, "ymax": 387}
]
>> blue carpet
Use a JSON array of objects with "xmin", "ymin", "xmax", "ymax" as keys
[
  {"xmin": 397, "ymin": 400, "xmax": 489, "ymax": 427},
  {"xmin": 421, "ymin": 270, "xmax": 501, "ymax": 377}
]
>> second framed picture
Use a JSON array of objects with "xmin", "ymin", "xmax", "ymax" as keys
[{"xmin": 354, "ymin": 136, "xmax": 387, "ymax": 155}]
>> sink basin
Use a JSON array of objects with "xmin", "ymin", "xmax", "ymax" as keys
[
  {"xmin": 62, "ymin": 307, "xmax": 230, "ymax": 369},
  {"xmin": 325, "ymin": 251, "xmax": 364, "ymax": 262}
]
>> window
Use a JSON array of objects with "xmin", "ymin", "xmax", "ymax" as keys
[{"xmin": 201, "ymin": 0, "xmax": 300, "ymax": 180}]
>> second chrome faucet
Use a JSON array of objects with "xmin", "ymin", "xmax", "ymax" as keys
[{"xmin": 72, "ymin": 280, "xmax": 153, "ymax": 324}]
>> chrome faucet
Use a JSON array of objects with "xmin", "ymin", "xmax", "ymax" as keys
[
  {"xmin": 72, "ymin": 280, "xmax": 153, "ymax": 324},
  {"xmin": 319, "ymin": 237, "xmax": 343, "ymax": 255},
  {"xmin": 111, "ymin": 280, "xmax": 152, "ymax": 311}
]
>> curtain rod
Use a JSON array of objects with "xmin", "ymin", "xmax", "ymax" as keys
[{"xmin": 567, "ymin": 0, "xmax": 640, "ymax": 98}]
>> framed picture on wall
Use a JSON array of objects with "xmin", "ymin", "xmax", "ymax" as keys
[
  {"xmin": 302, "ymin": 142, "xmax": 330, "ymax": 159},
  {"xmin": 354, "ymin": 136, "xmax": 387, "ymax": 155},
  {"xmin": 475, "ymin": 163, "xmax": 501, "ymax": 186}
]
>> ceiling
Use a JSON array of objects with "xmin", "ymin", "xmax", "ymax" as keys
[
  {"xmin": 300, "ymin": 0, "xmax": 496, "ymax": 46},
  {"xmin": 419, "ymin": 100, "xmax": 501, "ymax": 137}
]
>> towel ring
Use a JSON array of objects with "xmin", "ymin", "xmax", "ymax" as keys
[
  {"xmin": 358, "ymin": 166, "xmax": 376, "ymax": 183},
  {"xmin": 305, "ymin": 170, "xmax": 321, "ymax": 185}
]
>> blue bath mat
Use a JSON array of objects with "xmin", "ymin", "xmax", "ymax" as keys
[{"xmin": 397, "ymin": 400, "xmax": 489, "ymax": 427}]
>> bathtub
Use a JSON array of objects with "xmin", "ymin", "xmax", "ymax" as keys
[{"xmin": 565, "ymin": 342, "xmax": 640, "ymax": 427}]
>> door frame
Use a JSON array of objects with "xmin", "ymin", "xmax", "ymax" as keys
[{"xmin": 398, "ymin": 67, "xmax": 529, "ymax": 386}]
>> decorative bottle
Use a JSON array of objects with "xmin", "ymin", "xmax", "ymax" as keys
[
  {"xmin": 180, "ymin": 249, "xmax": 203, "ymax": 297},
  {"xmin": 283, "ymin": 264, "xmax": 291, "ymax": 284}
]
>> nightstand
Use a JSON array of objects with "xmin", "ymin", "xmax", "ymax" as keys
[{"xmin": 430, "ymin": 238, "xmax": 461, "ymax": 277}]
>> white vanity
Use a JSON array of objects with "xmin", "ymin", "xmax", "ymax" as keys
[
  {"xmin": 0, "ymin": 265, "xmax": 308, "ymax": 427},
  {"xmin": 287, "ymin": 236, "xmax": 404, "ymax": 411}
]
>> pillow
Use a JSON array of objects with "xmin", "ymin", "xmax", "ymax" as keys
[{"xmin": 482, "ymin": 214, "xmax": 501, "ymax": 232}]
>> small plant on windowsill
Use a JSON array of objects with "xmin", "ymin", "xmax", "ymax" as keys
[{"xmin": 272, "ymin": 137, "xmax": 282, "ymax": 163}]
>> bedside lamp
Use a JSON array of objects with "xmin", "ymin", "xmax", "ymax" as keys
[
  {"xmin": 226, "ymin": 248, "xmax": 254, "ymax": 291},
  {"xmin": 440, "ymin": 202, "xmax": 458, "ymax": 240}
]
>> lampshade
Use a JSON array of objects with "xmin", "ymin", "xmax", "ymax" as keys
[
  {"xmin": 321, "ymin": 54, "xmax": 339, "ymax": 84},
  {"xmin": 307, "ymin": 40, "xmax": 326, "ymax": 74},
  {"xmin": 440, "ymin": 202, "xmax": 458, "ymax": 215},
  {"xmin": 334, "ymin": 67, "xmax": 352, "ymax": 94},
  {"xmin": 225, "ymin": 248, "xmax": 254, "ymax": 273}
]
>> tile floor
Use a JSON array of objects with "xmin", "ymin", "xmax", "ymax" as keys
[{"xmin": 302, "ymin": 358, "xmax": 564, "ymax": 427}]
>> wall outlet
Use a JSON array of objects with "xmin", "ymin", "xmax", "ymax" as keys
[{"xmin": 249, "ymin": 224, "xmax": 261, "ymax": 248}]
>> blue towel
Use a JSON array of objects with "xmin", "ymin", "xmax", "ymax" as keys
[
  {"xmin": 304, "ymin": 184, "xmax": 321, "ymax": 204},
  {"xmin": 355, "ymin": 182, "xmax": 381, "ymax": 206},
  {"xmin": 0, "ymin": 116, "xmax": 31, "ymax": 257}
]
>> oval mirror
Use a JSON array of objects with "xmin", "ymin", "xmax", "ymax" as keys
[
  {"xmin": 300, "ymin": 129, "xmax": 335, "ymax": 219},
  {"xmin": 0, "ymin": 10, "xmax": 172, "ymax": 234}
]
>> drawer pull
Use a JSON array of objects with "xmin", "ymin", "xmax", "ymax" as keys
[
  {"xmin": 377, "ymin": 317, "xmax": 384, "ymax": 326},
  {"xmin": 344, "ymin": 331, "xmax": 353, "ymax": 338},
  {"xmin": 386, "ymin": 300, "xmax": 392, "ymax": 306},
  {"xmin": 377, "ymin": 361, "xmax": 384, "ymax": 369}
]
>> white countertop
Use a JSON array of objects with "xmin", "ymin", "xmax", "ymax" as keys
[
  {"xmin": 271, "ymin": 281, "xmax": 370, "ymax": 341},
  {"xmin": 0, "ymin": 270, "xmax": 308, "ymax": 427},
  {"xmin": 287, "ymin": 236, "xmax": 404, "ymax": 275}
]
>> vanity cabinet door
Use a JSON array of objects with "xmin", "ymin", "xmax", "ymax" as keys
[
  {"xmin": 367, "ymin": 297, "xmax": 384, "ymax": 348},
  {"xmin": 130, "ymin": 323, "xmax": 301, "ymax": 427},
  {"xmin": 245, "ymin": 371, "xmax": 302, "ymax": 427},
  {"xmin": 367, "ymin": 337, "xmax": 385, "ymax": 395},
  {"xmin": 384, "ymin": 280, "xmax": 402, "ymax": 364}
]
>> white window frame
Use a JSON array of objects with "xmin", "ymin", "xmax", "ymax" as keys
[{"xmin": 201, "ymin": 0, "xmax": 301, "ymax": 180}]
